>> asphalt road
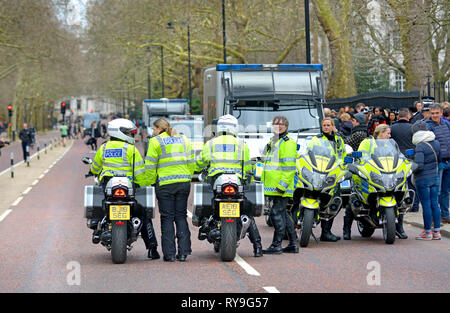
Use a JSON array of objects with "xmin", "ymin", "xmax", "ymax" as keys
[{"xmin": 0, "ymin": 138, "xmax": 449, "ymax": 293}]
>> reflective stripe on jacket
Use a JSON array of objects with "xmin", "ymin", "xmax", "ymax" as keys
[
  {"xmin": 90, "ymin": 140, "xmax": 149, "ymax": 186},
  {"xmin": 145, "ymin": 132, "xmax": 194, "ymax": 186},
  {"xmin": 262, "ymin": 135, "xmax": 297, "ymax": 197},
  {"xmin": 196, "ymin": 135, "xmax": 251, "ymax": 179}
]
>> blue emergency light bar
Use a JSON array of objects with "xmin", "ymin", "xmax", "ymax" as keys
[
  {"xmin": 144, "ymin": 99, "xmax": 188, "ymax": 103},
  {"xmin": 216, "ymin": 64, "xmax": 323, "ymax": 71}
]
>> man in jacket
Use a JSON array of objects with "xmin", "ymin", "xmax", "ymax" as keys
[
  {"xmin": 195, "ymin": 115, "xmax": 263, "ymax": 257},
  {"xmin": 344, "ymin": 112, "xmax": 369, "ymax": 152},
  {"xmin": 262, "ymin": 116, "xmax": 298, "ymax": 254},
  {"xmin": 425, "ymin": 103, "xmax": 450, "ymax": 224},
  {"xmin": 19, "ymin": 123, "xmax": 32, "ymax": 161}
]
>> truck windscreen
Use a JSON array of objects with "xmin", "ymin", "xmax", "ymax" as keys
[
  {"xmin": 170, "ymin": 120, "xmax": 204, "ymax": 139},
  {"xmin": 231, "ymin": 100, "xmax": 320, "ymax": 133}
]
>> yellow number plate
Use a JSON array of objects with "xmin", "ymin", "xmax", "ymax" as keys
[
  {"xmin": 109, "ymin": 205, "xmax": 130, "ymax": 220},
  {"xmin": 219, "ymin": 202, "xmax": 240, "ymax": 217}
]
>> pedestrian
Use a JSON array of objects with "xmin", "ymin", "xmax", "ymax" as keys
[
  {"xmin": 314, "ymin": 117, "xmax": 346, "ymax": 242},
  {"xmin": 85, "ymin": 121, "xmax": 101, "ymax": 151},
  {"xmin": 262, "ymin": 115, "xmax": 299, "ymax": 254},
  {"xmin": 390, "ymin": 108, "xmax": 419, "ymax": 215},
  {"xmin": 19, "ymin": 123, "xmax": 32, "ymax": 161},
  {"xmin": 339, "ymin": 113, "xmax": 353, "ymax": 136},
  {"xmin": 410, "ymin": 101, "xmax": 424, "ymax": 124},
  {"xmin": 195, "ymin": 115, "xmax": 263, "ymax": 257},
  {"xmin": 343, "ymin": 112, "xmax": 369, "ymax": 152},
  {"xmin": 424, "ymin": 103, "xmax": 450, "ymax": 224},
  {"xmin": 60, "ymin": 122, "xmax": 69, "ymax": 147},
  {"xmin": 388, "ymin": 110, "xmax": 397, "ymax": 125},
  {"xmin": 145, "ymin": 117, "xmax": 194, "ymax": 262},
  {"xmin": 411, "ymin": 121, "xmax": 441, "ymax": 240}
]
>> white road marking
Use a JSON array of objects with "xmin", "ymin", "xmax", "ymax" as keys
[
  {"xmin": 11, "ymin": 196, "xmax": 23, "ymax": 206},
  {"xmin": 0, "ymin": 209, "xmax": 12, "ymax": 222},
  {"xmin": 263, "ymin": 286, "xmax": 280, "ymax": 293},
  {"xmin": 22, "ymin": 187, "xmax": 32, "ymax": 195},
  {"xmin": 234, "ymin": 254, "xmax": 261, "ymax": 276},
  {"xmin": 32, "ymin": 179, "xmax": 39, "ymax": 186}
]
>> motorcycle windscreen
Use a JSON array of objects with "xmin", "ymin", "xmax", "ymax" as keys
[
  {"xmin": 366, "ymin": 139, "xmax": 402, "ymax": 172},
  {"xmin": 304, "ymin": 138, "xmax": 338, "ymax": 172}
]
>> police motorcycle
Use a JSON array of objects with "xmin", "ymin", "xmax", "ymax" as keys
[
  {"xmin": 292, "ymin": 138, "xmax": 351, "ymax": 247},
  {"xmin": 192, "ymin": 167, "xmax": 264, "ymax": 262},
  {"xmin": 82, "ymin": 158, "xmax": 155, "ymax": 264},
  {"xmin": 346, "ymin": 139, "xmax": 415, "ymax": 244}
]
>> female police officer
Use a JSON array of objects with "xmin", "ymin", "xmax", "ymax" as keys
[{"xmin": 145, "ymin": 118, "xmax": 195, "ymax": 262}]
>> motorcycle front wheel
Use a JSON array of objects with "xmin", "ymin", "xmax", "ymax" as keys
[
  {"xmin": 220, "ymin": 218, "xmax": 237, "ymax": 262},
  {"xmin": 299, "ymin": 208, "xmax": 315, "ymax": 248},
  {"xmin": 111, "ymin": 222, "xmax": 128, "ymax": 264},
  {"xmin": 382, "ymin": 207, "xmax": 396, "ymax": 244}
]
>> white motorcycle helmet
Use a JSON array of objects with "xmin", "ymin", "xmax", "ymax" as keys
[
  {"xmin": 216, "ymin": 114, "xmax": 239, "ymax": 136},
  {"xmin": 107, "ymin": 118, "xmax": 137, "ymax": 144}
]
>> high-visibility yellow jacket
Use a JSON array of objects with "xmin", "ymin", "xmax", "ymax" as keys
[
  {"xmin": 196, "ymin": 134, "xmax": 251, "ymax": 179},
  {"xmin": 309, "ymin": 133, "xmax": 347, "ymax": 160},
  {"xmin": 90, "ymin": 140, "xmax": 149, "ymax": 186},
  {"xmin": 145, "ymin": 132, "xmax": 195, "ymax": 186},
  {"xmin": 262, "ymin": 134, "xmax": 297, "ymax": 197}
]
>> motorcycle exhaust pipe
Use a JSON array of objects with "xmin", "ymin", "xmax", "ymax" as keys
[
  {"xmin": 239, "ymin": 215, "xmax": 251, "ymax": 240},
  {"xmin": 350, "ymin": 199, "xmax": 363, "ymax": 215},
  {"xmin": 131, "ymin": 217, "xmax": 142, "ymax": 230}
]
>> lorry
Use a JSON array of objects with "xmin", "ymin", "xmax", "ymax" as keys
[
  {"xmin": 141, "ymin": 98, "xmax": 189, "ymax": 152},
  {"xmin": 202, "ymin": 64, "xmax": 325, "ymax": 159},
  {"xmin": 169, "ymin": 115, "xmax": 204, "ymax": 157}
]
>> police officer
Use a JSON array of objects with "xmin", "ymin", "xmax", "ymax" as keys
[
  {"xmin": 196, "ymin": 115, "xmax": 263, "ymax": 257},
  {"xmin": 145, "ymin": 118, "xmax": 194, "ymax": 262},
  {"xmin": 90, "ymin": 118, "xmax": 160, "ymax": 259},
  {"xmin": 315, "ymin": 117, "xmax": 346, "ymax": 242},
  {"xmin": 262, "ymin": 116, "xmax": 299, "ymax": 254}
]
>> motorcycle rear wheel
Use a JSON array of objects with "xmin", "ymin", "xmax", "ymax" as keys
[
  {"xmin": 111, "ymin": 222, "xmax": 128, "ymax": 264},
  {"xmin": 357, "ymin": 221, "xmax": 375, "ymax": 238},
  {"xmin": 220, "ymin": 218, "xmax": 237, "ymax": 262}
]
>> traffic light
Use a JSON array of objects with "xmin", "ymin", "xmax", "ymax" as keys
[
  {"xmin": 7, "ymin": 104, "xmax": 12, "ymax": 117},
  {"xmin": 61, "ymin": 102, "xmax": 67, "ymax": 115}
]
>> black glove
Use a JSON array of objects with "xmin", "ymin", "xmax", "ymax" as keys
[{"xmin": 275, "ymin": 187, "xmax": 285, "ymax": 194}]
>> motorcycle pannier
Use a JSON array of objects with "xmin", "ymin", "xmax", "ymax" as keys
[
  {"xmin": 135, "ymin": 186, "xmax": 156, "ymax": 219},
  {"xmin": 244, "ymin": 182, "xmax": 264, "ymax": 217},
  {"xmin": 192, "ymin": 183, "xmax": 214, "ymax": 226},
  {"xmin": 84, "ymin": 185, "xmax": 104, "ymax": 219}
]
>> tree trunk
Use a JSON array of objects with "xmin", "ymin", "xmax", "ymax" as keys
[{"xmin": 312, "ymin": 0, "xmax": 356, "ymax": 99}]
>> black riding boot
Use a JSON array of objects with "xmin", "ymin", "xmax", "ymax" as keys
[
  {"xmin": 343, "ymin": 215, "xmax": 353, "ymax": 240},
  {"xmin": 396, "ymin": 214, "xmax": 408, "ymax": 239},
  {"xmin": 247, "ymin": 218, "xmax": 263, "ymax": 257},
  {"xmin": 320, "ymin": 219, "xmax": 341, "ymax": 242}
]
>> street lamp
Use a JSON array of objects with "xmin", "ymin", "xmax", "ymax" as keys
[
  {"xmin": 146, "ymin": 46, "xmax": 151, "ymax": 99},
  {"xmin": 222, "ymin": 0, "xmax": 227, "ymax": 64},
  {"xmin": 305, "ymin": 0, "xmax": 311, "ymax": 64},
  {"xmin": 160, "ymin": 46, "xmax": 165, "ymax": 98},
  {"xmin": 168, "ymin": 20, "xmax": 192, "ymax": 111}
]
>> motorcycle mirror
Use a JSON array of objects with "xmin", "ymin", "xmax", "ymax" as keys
[
  {"xmin": 344, "ymin": 171, "xmax": 353, "ymax": 180},
  {"xmin": 352, "ymin": 151, "xmax": 362, "ymax": 159},
  {"xmin": 82, "ymin": 157, "xmax": 93, "ymax": 164},
  {"xmin": 405, "ymin": 149, "xmax": 415, "ymax": 157},
  {"xmin": 344, "ymin": 156, "xmax": 354, "ymax": 164},
  {"xmin": 198, "ymin": 172, "xmax": 206, "ymax": 182}
]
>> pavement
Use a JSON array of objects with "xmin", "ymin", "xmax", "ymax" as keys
[{"xmin": 403, "ymin": 207, "xmax": 450, "ymax": 238}]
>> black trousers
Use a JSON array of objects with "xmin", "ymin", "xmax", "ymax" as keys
[
  {"xmin": 141, "ymin": 216, "xmax": 158, "ymax": 250},
  {"xmin": 21, "ymin": 141, "xmax": 30, "ymax": 161},
  {"xmin": 156, "ymin": 182, "xmax": 192, "ymax": 257},
  {"xmin": 269, "ymin": 196, "xmax": 296, "ymax": 244}
]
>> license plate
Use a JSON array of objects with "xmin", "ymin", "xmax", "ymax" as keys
[
  {"xmin": 109, "ymin": 205, "xmax": 130, "ymax": 220},
  {"xmin": 219, "ymin": 202, "xmax": 240, "ymax": 217}
]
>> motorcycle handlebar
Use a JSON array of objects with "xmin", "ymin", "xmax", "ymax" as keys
[{"xmin": 85, "ymin": 172, "xmax": 94, "ymax": 178}]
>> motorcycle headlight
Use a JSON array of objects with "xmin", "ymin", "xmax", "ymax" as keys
[
  {"xmin": 370, "ymin": 172, "xmax": 383, "ymax": 186},
  {"xmin": 395, "ymin": 171, "xmax": 405, "ymax": 187},
  {"xmin": 301, "ymin": 167, "xmax": 314, "ymax": 183},
  {"xmin": 324, "ymin": 175, "xmax": 336, "ymax": 187}
]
